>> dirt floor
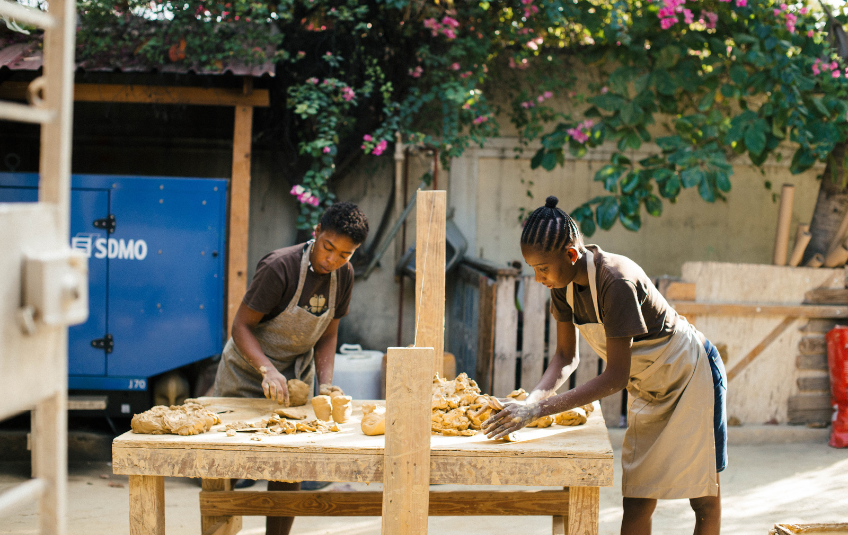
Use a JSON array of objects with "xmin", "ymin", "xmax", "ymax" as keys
[{"xmin": 1, "ymin": 431, "xmax": 847, "ymax": 535}]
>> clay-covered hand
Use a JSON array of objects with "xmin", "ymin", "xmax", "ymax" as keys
[
  {"xmin": 260, "ymin": 366, "xmax": 289, "ymax": 406},
  {"xmin": 523, "ymin": 389, "xmax": 549, "ymax": 405},
  {"xmin": 319, "ymin": 383, "xmax": 344, "ymax": 396},
  {"xmin": 483, "ymin": 401, "xmax": 541, "ymax": 440}
]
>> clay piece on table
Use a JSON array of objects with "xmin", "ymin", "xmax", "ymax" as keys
[
  {"xmin": 431, "ymin": 373, "xmax": 500, "ymax": 437},
  {"xmin": 131, "ymin": 400, "xmax": 221, "ymax": 436},
  {"xmin": 274, "ymin": 408, "xmax": 307, "ymax": 420},
  {"xmin": 360, "ymin": 403, "xmax": 386, "ymax": 436},
  {"xmin": 507, "ymin": 388, "xmax": 529, "ymax": 401},
  {"xmin": 331, "ymin": 395, "xmax": 353, "ymax": 423},
  {"xmin": 554, "ymin": 407, "xmax": 588, "ymax": 427},
  {"xmin": 527, "ymin": 414, "xmax": 555, "ymax": 428},
  {"xmin": 287, "ymin": 379, "xmax": 311, "ymax": 407},
  {"xmin": 223, "ymin": 413, "xmax": 340, "ymax": 436},
  {"xmin": 312, "ymin": 395, "xmax": 333, "ymax": 421}
]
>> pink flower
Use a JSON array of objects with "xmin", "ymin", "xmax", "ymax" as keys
[
  {"xmin": 567, "ymin": 128, "xmax": 589, "ymax": 144},
  {"xmin": 683, "ymin": 9, "xmax": 693, "ymax": 24},
  {"xmin": 307, "ymin": 77, "xmax": 318, "ymax": 84},
  {"xmin": 832, "ymin": 61, "xmax": 839, "ymax": 70},
  {"xmin": 800, "ymin": 7, "xmax": 808, "ymax": 14},
  {"xmin": 773, "ymin": 9, "xmax": 781, "ymax": 16},
  {"xmin": 325, "ymin": 51, "xmax": 332, "ymax": 56},
  {"xmin": 736, "ymin": 0, "xmax": 746, "ymax": 7},
  {"xmin": 702, "ymin": 11, "xmax": 718, "ymax": 29},
  {"xmin": 580, "ymin": 120, "xmax": 595, "ymax": 129},
  {"xmin": 372, "ymin": 139, "xmax": 388, "ymax": 156},
  {"xmin": 521, "ymin": 101, "xmax": 534, "ymax": 109},
  {"xmin": 450, "ymin": 62, "xmax": 460, "ymax": 70},
  {"xmin": 342, "ymin": 86, "xmax": 355, "ymax": 101},
  {"xmin": 290, "ymin": 185, "xmax": 305, "ymax": 195},
  {"xmin": 408, "ymin": 66, "xmax": 423, "ymax": 78},
  {"xmin": 472, "ymin": 116, "xmax": 488, "ymax": 125},
  {"xmin": 601, "ymin": 86, "xmax": 609, "ymax": 94},
  {"xmin": 808, "ymin": 30, "xmax": 815, "ymax": 37},
  {"xmin": 780, "ymin": 3, "xmax": 787, "ymax": 11},
  {"xmin": 521, "ymin": 0, "xmax": 533, "ymax": 4},
  {"xmin": 833, "ymin": 71, "xmax": 841, "ymax": 79},
  {"xmin": 544, "ymin": 91, "xmax": 553, "ymax": 99},
  {"xmin": 812, "ymin": 63, "xmax": 821, "ymax": 75},
  {"xmin": 441, "ymin": 16, "xmax": 459, "ymax": 29},
  {"xmin": 442, "ymin": 29, "xmax": 457, "ymax": 39},
  {"xmin": 661, "ymin": 17, "xmax": 677, "ymax": 30},
  {"xmin": 323, "ymin": 146, "xmax": 331, "ymax": 154},
  {"xmin": 460, "ymin": 71, "xmax": 472, "ymax": 78},
  {"xmin": 296, "ymin": 51, "xmax": 306, "ymax": 58},
  {"xmin": 310, "ymin": 197, "xmax": 320, "ymax": 207},
  {"xmin": 363, "ymin": 134, "xmax": 373, "ymax": 142}
]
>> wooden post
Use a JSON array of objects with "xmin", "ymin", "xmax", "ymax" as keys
[
  {"xmin": 201, "ymin": 479, "xmax": 242, "ymax": 535},
  {"xmin": 33, "ymin": 391, "xmax": 66, "ymax": 535},
  {"xmin": 567, "ymin": 486, "xmax": 599, "ymax": 535},
  {"xmin": 415, "ymin": 190, "xmax": 447, "ymax": 377},
  {"xmin": 129, "ymin": 475, "xmax": 165, "ymax": 535},
  {"xmin": 521, "ymin": 277, "xmax": 546, "ymax": 390},
  {"xmin": 382, "ymin": 347, "xmax": 434, "ymax": 535},
  {"xmin": 493, "ymin": 274, "xmax": 518, "ymax": 397},
  {"xmin": 773, "ymin": 184, "xmax": 795, "ymax": 266},
  {"xmin": 226, "ymin": 94, "xmax": 254, "ymax": 336}
]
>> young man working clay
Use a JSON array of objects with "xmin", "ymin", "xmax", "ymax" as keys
[
  {"xmin": 484, "ymin": 196, "xmax": 727, "ymax": 535},
  {"xmin": 214, "ymin": 201, "xmax": 368, "ymax": 535}
]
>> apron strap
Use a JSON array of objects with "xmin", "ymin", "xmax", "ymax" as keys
[
  {"xmin": 285, "ymin": 241, "xmax": 313, "ymax": 314},
  {"xmin": 585, "ymin": 250, "xmax": 602, "ymax": 325}
]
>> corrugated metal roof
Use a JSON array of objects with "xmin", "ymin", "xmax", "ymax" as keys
[{"xmin": 0, "ymin": 40, "xmax": 275, "ymax": 77}]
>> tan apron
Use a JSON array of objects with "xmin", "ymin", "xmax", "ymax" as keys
[
  {"xmin": 567, "ymin": 251, "xmax": 718, "ymax": 499},
  {"xmin": 213, "ymin": 241, "xmax": 337, "ymax": 399}
]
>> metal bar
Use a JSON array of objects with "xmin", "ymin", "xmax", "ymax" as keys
[
  {"xmin": 0, "ymin": 101, "xmax": 55, "ymax": 124},
  {"xmin": 360, "ymin": 182, "xmax": 424, "ymax": 280},
  {"xmin": 0, "ymin": 0, "xmax": 55, "ymax": 29},
  {"xmin": 0, "ymin": 478, "xmax": 48, "ymax": 516}
]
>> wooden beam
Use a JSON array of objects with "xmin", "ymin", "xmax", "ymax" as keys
[
  {"xmin": 726, "ymin": 317, "xmax": 797, "ymax": 382},
  {"xmin": 493, "ymin": 274, "xmax": 518, "ymax": 397},
  {"xmin": 0, "ymin": 82, "xmax": 270, "ymax": 107},
  {"xmin": 474, "ymin": 275, "xmax": 496, "ymax": 394},
  {"xmin": 33, "ymin": 392, "xmax": 66, "ymax": 535},
  {"xmin": 521, "ymin": 276, "xmax": 546, "ymax": 391},
  {"xmin": 128, "ymin": 475, "xmax": 164, "ymax": 535},
  {"xmin": 804, "ymin": 288, "xmax": 848, "ymax": 305},
  {"xmin": 414, "ymin": 190, "xmax": 447, "ymax": 376},
  {"xmin": 226, "ymin": 104, "xmax": 253, "ymax": 336},
  {"xmin": 567, "ymin": 486, "xmax": 599, "ymax": 535},
  {"xmin": 199, "ymin": 490, "xmax": 571, "ymax": 517},
  {"xmin": 200, "ymin": 479, "xmax": 241, "ymax": 535},
  {"xmin": 670, "ymin": 301, "xmax": 848, "ymax": 319},
  {"xmin": 382, "ymin": 346, "xmax": 433, "ymax": 535}
]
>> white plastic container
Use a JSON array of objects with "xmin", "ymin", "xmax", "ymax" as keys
[{"xmin": 332, "ymin": 344, "xmax": 384, "ymax": 400}]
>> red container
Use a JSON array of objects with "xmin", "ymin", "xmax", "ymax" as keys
[{"xmin": 825, "ymin": 326, "xmax": 848, "ymax": 448}]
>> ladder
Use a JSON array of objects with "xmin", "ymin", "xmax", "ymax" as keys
[{"xmin": 0, "ymin": 0, "xmax": 82, "ymax": 534}]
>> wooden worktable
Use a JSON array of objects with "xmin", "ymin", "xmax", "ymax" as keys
[{"xmin": 113, "ymin": 397, "xmax": 614, "ymax": 535}]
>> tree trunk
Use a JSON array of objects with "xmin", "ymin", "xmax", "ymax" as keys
[{"xmin": 802, "ymin": 142, "xmax": 848, "ymax": 265}]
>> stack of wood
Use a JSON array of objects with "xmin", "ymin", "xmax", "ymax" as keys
[{"xmin": 773, "ymin": 183, "xmax": 848, "ymax": 268}]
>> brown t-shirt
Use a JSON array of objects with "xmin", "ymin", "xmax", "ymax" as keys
[
  {"xmin": 243, "ymin": 243, "xmax": 353, "ymax": 322},
  {"xmin": 550, "ymin": 245, "xmax": 683, "ymax": 341}
]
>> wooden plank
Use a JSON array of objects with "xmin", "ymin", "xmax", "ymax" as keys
[
  {"xmin": 382, "ymin": 347, "xmax": 433, "ymax": 535},
  {"xmin": 33, "ymin": 392, "xmax": 66, "ymax": 535},
  {"xmin": 521, "ymin": 277, "xmax": 547, "ymax": 390},
  {"xmin": 671, "ymin": 301, "xmax": 848, "ymax": 319},
  {"xmin": 199, "ymin": 490, "xmax": 571, "ymax": 516},
  {"xmin": 201, "ymin": 479, "xmax": 241, "ymax": 535},
  {"xmin": 128, "ymin": 475, "xmax": 164, "ymax": 535},
  {"xmin": 567, "ymin": 486, "xmax": 599, "ymax": 535},
  {"xmin": 802, "ymin": 319, "xmax": 841, "ymax": 333},
  {"xmin": 414, "ymin": 191, "xmax": 447, "ymax": 376},
  {"xmin": 797, "ymin": 354, "xmax": 829, "ymax": 371},
  {"xmin": 788, "ymin": 394, "xmax": 833, "ymax": 412},
  {"xmin": 552, "ymin": 515, "xmax": 566, "ymax": 535},
  {"xmin": 787, "ymin": 409, "xmax": 834, "ymax": 425},
  {"xmin": 726, "ymin": 317, "xmax": 797, "ymax": 382},
  {"xmin": 805, "ymin": 288, "xmax": 848, "ymax": 305},
  {"xmin": 773, "ymin": 184, "xmax": 795, "ymax": 266},
  {"xmin": 0, "ymin": 82, "xmax": 271, "ymax": 107},
  {"xmin": 475, "ymin": 275, "xmax": 497, "ymax": 394},
  {"xmin": 493, "ymin": 274, "xmax": 518, "ymax": 396},
  {"xmin": 797, "ymin": 375, "xmax": 830, "ymax": 392},
  {"xmin": 226, "ymin": 104, "xmax": 253, "ymax": 336},
  {"xmin": 798, "ymin": 335, "xmax": 826, "ymax": 356},
  {"xmin": 663, "ymin": 282, "xmax": 696, "ymax": 302}
]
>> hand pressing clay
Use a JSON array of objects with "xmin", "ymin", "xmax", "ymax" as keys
[
  {"xmin": 287, "ymin": 379, "xmax": 311, "ymax": 407},
  {"xmin": 527, "ymin": 414, "xmax": 555, "ymax": 428},
  {"xmin": 331, "ymin": 395, "xmax": 353, "ymax": 423},
  {"xmin": 319, "ymin": 384, "xmax": 345, "ymax": 397},
  {"xmin": 274, "ymin": 408, "xmax": 306, "ymax": 420},
  {"xmin": 507, "ymin": 388, "xmax": 529, "ymax": 401},
  {"xmin": 312, "ymin": 395, "xmax": 332, "ymax": 421},
  {"xmin": 360, "ymin": 403, "xmax": 386, "ymax": 436},
  {"xmin": 131, "ymin": 400, "xmax": 220, "ymax": 435}
]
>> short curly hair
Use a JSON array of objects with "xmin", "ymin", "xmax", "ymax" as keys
[{"xmin": 320, "ymin": 202, "xmax": 369, "ymax": 245}]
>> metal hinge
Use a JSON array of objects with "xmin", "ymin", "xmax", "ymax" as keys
[
  {"xmin": 93, "ymin": 214, "xmax": 116, "ymax": 233},
  {"xmin": 91, "ymin": 334, "xmax": 113, "ymax": 353}
]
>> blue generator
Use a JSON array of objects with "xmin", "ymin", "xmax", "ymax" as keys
[{"xmin": 0, "ymin": 173, "xmax": 228, "ymax": 415}]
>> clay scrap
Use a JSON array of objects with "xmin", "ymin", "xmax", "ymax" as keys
[
  {"xmin": 131, "ymin": 399, "xmax": 221, "ymax": 435},
  {"xmin": 223, "ymin": 413, "xmax": 340, "ymax": 436},
  {"xmin": 287, "ymin": 379, "xmax": 311, "ymax": 407},
  {"xmin": 331, "ymin": 395, "xmax": 353, "ymax": 423},
  {"xmin": 312, "ymin": 395, "xmax": 332, "ymax": 421},
  {"xmin": 274, "ymin": 408, "xmax": 307, "ymax": 420},
  {"xmin": 360, "ymin": 402, "xmax": 386, "ymax": 436}
]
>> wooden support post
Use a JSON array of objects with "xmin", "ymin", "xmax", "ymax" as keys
[
  {"xmin": 382, "ymin": 347, "xmax": 434, "ymax": 535},
  {"xmin": 567, "ymin": 486, "xmax": 599, "ymax": 535},
  {"xmin": 415, "ymin": 190, "xmax": 447, "ymax": 377},
  {"xmin": 493, "ymin": 274, "xmax": 518, "ymax": 397},
  {"xmin": 129, "ymin": 475, "xmax": 165, "ymax": 535},
  {"xmin": 33, "ymin": 391, "xmax": 66, "ymax": 535},
  {"xmin": 773, "ymin": 184, "xmax": 795, "ymax": 266},
  {"xmin": 552, "ymin": 515, "xmax": 566, "ymax": 535},
  {"xmin": 200, "ymin": 479, "xmax": 242, "ymax": 535},
  {"xmin": 226, "ymin": 101, "xmax": 254, "ymax": 336},
  {"xmin": 474, "ymin": 276, "xmax": 497, "ymax": 394},
  {"xmin": 521, "ymin": 277, "xmax": 546, "ymax": 391}
]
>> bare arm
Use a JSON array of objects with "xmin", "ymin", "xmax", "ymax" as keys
[
  {"xmin": 314, "ymin": 318, "xmax": 339, "ymax": 388},
  {"xmin": 525, "ymin": 320, "xmax": 580, "ymax": 404},
  {"xmin": 231, "ymin": 302, "xmax": 290, "ymax": 405},
  {"xmin": 484, "ymin": 336, "xmax": 632, "ymax": 439}
]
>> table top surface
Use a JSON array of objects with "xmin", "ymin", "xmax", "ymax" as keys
[{"xmin": 114, "ymin": 397, "xmax": 613, "ymax": 461}]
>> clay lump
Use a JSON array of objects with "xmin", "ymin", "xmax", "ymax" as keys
[{"xmin": 131, "ymin": 399, "xmax": 220, "ymax": 435}]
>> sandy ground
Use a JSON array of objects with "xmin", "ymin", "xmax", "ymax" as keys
[{"xmin": 1, "ymin": 438, "xmax": 846, "ymax": 535}]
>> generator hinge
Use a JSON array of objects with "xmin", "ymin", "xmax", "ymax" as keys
[
  {"xmin": 91, "ymin": 334, "xmax": 113, "ymax": 353},
  {"xmin": 93, "ymin": 214, "xmax": 116, "ymax": 233}
]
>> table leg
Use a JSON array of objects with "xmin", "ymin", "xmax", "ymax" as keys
[
  {"xmin": 553, "ymin": 515, "xmax": 566, "ymax": 535},
  {"xmin": 129, "ymin": 475, "xmax": 164, "ymax": 535},
  {"xmin": 201, "ymin": 479, "xmax": 242, "ymax": 535},
  {"xmin": 567, "ymin": 487, "xmax": 599, "ymax": 535}
]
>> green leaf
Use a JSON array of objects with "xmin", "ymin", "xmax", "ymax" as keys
[
  {"xmin": 530, "ymin": 150, "xmax": 545, "ymax": 169},
  {"xmin": 568, "ymin": 142, "xmax": 588, "ymax": 159},
  {"xmin": 620, "ymin": 102, "xmax": 641, "ymax": 125},
  {"xmin": 744, "ymin": 119, "xmax": 768, "ymax": 155},
  {"xmin": 789, "ymin": 148, "xmax": 817, "ymax": 174},
  {"xmin": 619, "ymin": 211, "xmax": 641, "ymax": 231},
  {"xmin": 810, "ymin": 96, "xmax": 829, "ymax": 118},
  {"xmin": 714, "ymin": 171, "xmax": 732, "ymax": 192},
  {"xmin": 580, "ymin": 217, "xmax": 597, "ymax": 237},
  {"xmin": 596, "ymin": 198, "xmax": 619, "ymax": 230},
  {"xmin": 681, "ymin": 167, "xmax": 705, "ymax": 188},
  {"xmin": 620, "ymin": 172, "xmax": 640, "ymax": 194},
  {"xmin": 594, "ymin": 164, "xmax": 625, "ymax": 183},
  {"xmin": 652, "ymin": 70, "xmax": 677, "ymax": 96},
  {"xmin": 698, "ymin": 176, "xmax": 716, "ymax": 202},
  {"xmin": 698, "ymin": 90, "xmax": 716, "ymax": 112},
  {"xmin": 644, "ymin": 194, "xmax": 663, "ymax": 217},
  {"xmin": 660, "ymin": 175, "xmax": 681, "ymax": 199},
  {"xmin": 656, "ymin": 46, "xmax": 681, "ymax": 69},
  {"xmin": 541, "ymin": 151, "xmax": 558, "ymax": 171},
  {"xmin": 609, "ymin": 66, "xmax": 642, "ymax": 97},
  {"xmin": 656, "ymin": 136, "xmax": 686, "ymax": 151},
  {"xmin": 588, "ymin": 93, "xmax": 627, "ymax": 111}
]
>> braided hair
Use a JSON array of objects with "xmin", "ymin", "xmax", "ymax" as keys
[
  {"xmin": 320, "ymin": 202, "xmax": 370, "ymax": 245},
  {"xmin": 520, "ymin": 196, "xmax": 584, "ymax": 253}
]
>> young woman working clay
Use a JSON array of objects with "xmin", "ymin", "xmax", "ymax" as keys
[
  {"xmin": 213, "ymin": 201, "xmax": 368, "ymax": 535},
  {"xmin": 484, "ymin": 196, "xmax": 727, "ymax": 535}
]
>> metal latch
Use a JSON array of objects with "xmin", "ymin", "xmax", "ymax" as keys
[
  {"xmin": 91, "ymin": 334, "xmax": 113, "ymax": 353},
  {"xmin": 93, "ymin": 214, "xmax": 116, "ymax": 233}
]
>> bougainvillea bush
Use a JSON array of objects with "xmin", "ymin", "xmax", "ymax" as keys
[{"xmin": 8, "ymin": 0, "xmax": 848, "ymax": 231}]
